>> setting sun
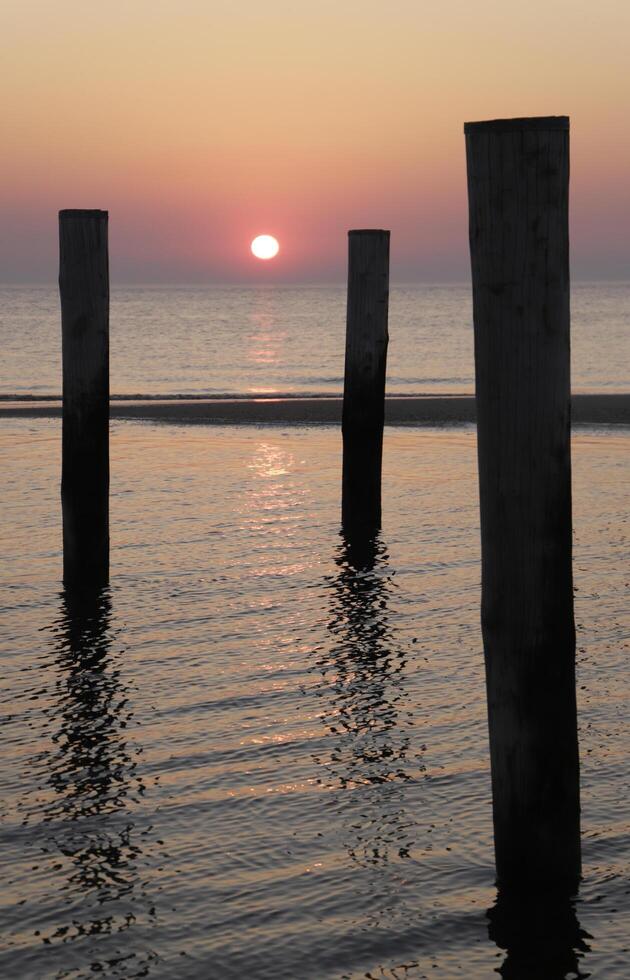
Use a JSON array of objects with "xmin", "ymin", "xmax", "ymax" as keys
[{"xmin": 251, "ymin": 235, "xmax": 279, "ymax": 260}]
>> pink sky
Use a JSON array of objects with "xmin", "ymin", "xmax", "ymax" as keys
[{"xmin": 1, "ymin": 1, "xmax": 629, "ymax": 282}]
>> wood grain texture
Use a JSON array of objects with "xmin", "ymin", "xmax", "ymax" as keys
[
  {"xmin": 465, "ymin": 117, "xmax": 580, "ymax": 892},
  {"xmin": 59, "ymin": 209, "xmax": 109, "ymax": 585},
  {"xmin": 342, "ymin": 230, "xmax": 390, "ymax": 529}
]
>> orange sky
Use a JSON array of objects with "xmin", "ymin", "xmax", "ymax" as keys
[{"xmin": 1, "ymin": 0, "xmax": 629, "ymax": 281}]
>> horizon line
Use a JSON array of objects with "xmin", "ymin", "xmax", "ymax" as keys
[{"xmin": 2, "ymin": 277, "xmax": 630, "ymax": 288}]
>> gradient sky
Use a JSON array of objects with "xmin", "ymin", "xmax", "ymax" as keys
[{"xmin": 2, "ymin": 0, "xmax": 629, "ymax": 282}]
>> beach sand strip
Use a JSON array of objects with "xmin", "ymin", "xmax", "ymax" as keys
[{"xmin": 1, "ymin": 394, "xmax": 629, "ymax": 425}]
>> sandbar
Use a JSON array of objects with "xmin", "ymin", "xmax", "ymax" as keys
[{"xmin": 1, "ymin": 394, "xmax": 629, "ymax": 425}]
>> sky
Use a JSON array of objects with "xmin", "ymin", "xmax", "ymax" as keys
[{"xmin": 1, "ymin": 0, "xmax": 629, "ymax": 283}]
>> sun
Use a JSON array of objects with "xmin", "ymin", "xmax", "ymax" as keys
[{"xmin": 251, "ymin": 234, "xmax": 279, "ymax": 260}]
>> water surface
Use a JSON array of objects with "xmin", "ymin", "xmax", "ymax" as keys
[
  {"xmin": 1, "ymin": 282, "xmax": 629, "ymax": 397},
  {"xmin": 1, "ymin": 421, "xmax": 628, "ymax": 978}
]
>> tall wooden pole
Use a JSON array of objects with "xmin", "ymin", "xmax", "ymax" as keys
[
  {"xmin": 464, "ymin": 117, "xmax": 580, "ymax": 892},
  {"xmin": 59, "ymin": 209, "xmax": 109, "ymax": 586},
  {"xmin": 342, "ymin": 229, "xmax": 390, "ymax": 530}
]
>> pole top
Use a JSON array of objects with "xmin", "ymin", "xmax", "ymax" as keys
[
  {"xmin": 464, "ymin": 116, "xmax": 569, "ymax": 134},
  {"xmin": 348, "ymin": 229, "xmax": 390, "ymax": 236},
  {"xmin": 59, "ymin": 209, "xmax": 108, "ymax": 219}
]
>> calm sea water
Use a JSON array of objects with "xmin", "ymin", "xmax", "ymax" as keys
[
  {"xmin": 0, "ymin": 282, "xmax": 629, "ymax": 397},
  {"xmin": 1, "ymin": 421, "xmax": 628, "ymax": 978}
]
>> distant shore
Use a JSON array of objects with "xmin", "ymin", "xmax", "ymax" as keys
[{"xmin": 1, "ymin": 393, "xmax": 629, "ymax": 425}]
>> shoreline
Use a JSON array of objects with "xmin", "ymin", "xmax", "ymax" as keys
[{"xmin": 1, "ymin": 393, "xmax": 629, "ymax": 425}]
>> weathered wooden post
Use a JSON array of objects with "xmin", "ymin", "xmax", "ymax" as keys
[
  {"xmin": 59, "ymin": 209, "xmax": 109, "ymax": 586},
  {"xmin": 342, "ymin": 229, "xmax": 390, "ymax": 530},
  {"xmin": 464, "ymin": 117, "xmax": 580, "ymax": 892}
]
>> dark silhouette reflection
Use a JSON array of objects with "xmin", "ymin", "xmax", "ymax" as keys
[
  {"xmin": 312, "ymin": 527, "xmax": 419, "ymax": 874},
  {"xmin": 488, "ymin": 889, "xmax": 592, "ymax": 979},
  {"xmin": 45, "ymin": 585, "xmax": 148, "ymax": 910}
]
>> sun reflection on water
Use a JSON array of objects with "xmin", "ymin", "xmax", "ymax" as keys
[
  {"xmin": 246, "ymin": 292, "xmax": 290, "ymax": 389},
  {"xmin": 240, "ymin": 443, "xmax": 309, "ymax": 581}
]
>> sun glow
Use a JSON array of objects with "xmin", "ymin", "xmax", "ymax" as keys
[{"xmin": 251, "ymin": 235, "xmax": 280, "ymax": 260}]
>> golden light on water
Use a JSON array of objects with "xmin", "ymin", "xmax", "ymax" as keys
[{"xmin": 251, "ymin": 235, "xmax": 280, "ymax": 260}]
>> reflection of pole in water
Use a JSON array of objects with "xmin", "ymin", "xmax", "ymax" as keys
[
  {"xmin": 313, "ymin": 527, "xmax": 418, "ymax": 875},
  {"xmin": 488, "ymin": 889, "xmax": 591, "ymax": 980},
  {"xmin": 46, "ymin": 585, "xmax": 146, "ymax": 904}
]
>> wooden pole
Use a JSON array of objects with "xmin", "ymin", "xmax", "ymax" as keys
[
  {"xmin": 59, "ymin": 209, "xmax": 109, "ymax": 586},
  {"xmin": 342, "ymin": 229, "xmax": 390, "ymax": 530},
  {"xmin": 464, "ymin": 117, "xmax": 580, "ymax": 893}
]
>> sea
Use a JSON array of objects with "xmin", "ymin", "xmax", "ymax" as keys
[
  {"xmin": 1, "ymin": 282, "xmax": 629, "ymax": 397},
  {"xmin": 1, "ymin": 283, "xmax": 629, "ymax": 979}
]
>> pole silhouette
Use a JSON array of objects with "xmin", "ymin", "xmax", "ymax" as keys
[
  {"xmin": 342, "ymin": 229, "xmax": 390, "ymax": 530},
  {"xmin": 59, "ymin": 209, "xmax": 109, "ymax": 586},
  {"xmin": 465, "ymin": 117, "xmax": 580, "ymax": 893}
]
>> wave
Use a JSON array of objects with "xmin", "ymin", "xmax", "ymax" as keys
[{"xmin": 0, "ymin": 390, "xmax": 472, "ymax": 402}]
